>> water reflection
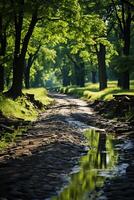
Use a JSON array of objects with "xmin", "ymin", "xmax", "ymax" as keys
[{"xmin": 52, "ymin": 129, "xmax": 118, "ymax": 200}]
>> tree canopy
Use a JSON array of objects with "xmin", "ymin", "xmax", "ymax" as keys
[{"xmin": 0, "ymin": 0, "xmax": 134, "ymax": 97}]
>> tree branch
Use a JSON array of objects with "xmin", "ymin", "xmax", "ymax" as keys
[
  {"xmin": 21, "ymin": 9, "xmax": 38, "ymax": 58},
  {"xmin": 111, "ymin": 0, "xmax": 124, "ymax": 34}
]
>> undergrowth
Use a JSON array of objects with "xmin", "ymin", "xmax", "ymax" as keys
[
  {"xmin": 0, "ymin": 128, "xmax": 25, "ymax": 150},
  {"xmin": 0, "ymin": 88, "xmax": 53, "ymax": 150}
]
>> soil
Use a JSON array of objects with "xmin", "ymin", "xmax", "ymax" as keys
[{"xmin": 0, "ymin": 93, "xmax": 134, "ymax": 200}]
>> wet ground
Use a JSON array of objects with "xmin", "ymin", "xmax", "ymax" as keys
[{"xmin": 0, "ymin": 93, "xmax": 134, "ymax": 200}]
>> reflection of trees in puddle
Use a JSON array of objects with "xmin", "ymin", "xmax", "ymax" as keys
[{"xmin": 52, "ymin": 129, "xmax": 118, "ymax": 200}]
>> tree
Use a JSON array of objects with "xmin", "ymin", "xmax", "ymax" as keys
[
  {"xmin": 0, "ymin": 2, "xmax": 11, "ymax": 92},
  {"xmin": 0, "ymin": 14, "xmax": 6, "ymax": 92},
  {"xmin": 4, "ymin": 0, "xmax": 80, "ymax": 98},
  {"xmin": 111, "ymin": 0, "xmax": 134, "ymax": 89}
]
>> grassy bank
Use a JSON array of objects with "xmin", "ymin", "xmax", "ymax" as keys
[
  {"xmin": 0, "ymin": 88, "xmax": 53, "ymax": 150},
  {"xmin": 0, "ymin": 88, "xmax": 53, "ymax": 121},
  {"xmin": 60, "ymin": 81, "xmax": 134, "ymax": 101}
]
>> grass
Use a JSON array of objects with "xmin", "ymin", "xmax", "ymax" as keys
[
  {"xmin": 60, "ymin": 81, "xmax": 134, "ymax": 101},
  {"xmin": 0, "ymin": 88, "xmax": 53, "ymax": 121},
  {"xmin": 0, "ymin": 128, "xmax": 26, "ymax": 150},
  {"xmin": 23, "ymin": 87, "xmax": 53, "ymax": 106},
  {"xmin": 0, "ymin": 88, "xmax": 53, "ymax": 151}
]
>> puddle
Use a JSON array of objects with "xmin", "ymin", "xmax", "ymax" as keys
[
  {"xmin": 65, "ymin": 117, "xmax": 105, "ymax": 132},
  {"xmin": 51, "ymin": 129, "xmax": 118, "ymax": 200}
]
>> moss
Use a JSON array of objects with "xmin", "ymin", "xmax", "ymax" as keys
[
  {"xmin": 23, "ymin": 88, "xmax": 53, "ymax": 106},
  {"xmin": 0, "ymin": 88, "xmax": 53, "ymax": 121},
  {"xmin": 0, "ymin": 128, "xmax": 26, "ymax": 150}
]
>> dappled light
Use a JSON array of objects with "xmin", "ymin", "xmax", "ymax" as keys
[{"xmin": 0, "ymin": 0, "xmax": 134, "ymax": 199}]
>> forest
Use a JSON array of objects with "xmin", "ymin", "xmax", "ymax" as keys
[
  {"xmin": 0, "ymin": 0, "xmax": 134, "ymax": 200},
  {"xmin": 0, "ymin": 0, "xmax": 134, "ymax": 97}
]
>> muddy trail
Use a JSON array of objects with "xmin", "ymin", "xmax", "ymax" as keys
[{"xmin": 0, "ymin": 93, "xmax": 134, "ymax": 200}]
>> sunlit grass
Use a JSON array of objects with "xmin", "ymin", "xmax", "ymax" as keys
[
  {"xmin": 60, "ymin": 81, "xmax": 134, "ymax": 101},
  {"xmin": 23, "ymin": 87, "xmax": 53, "ymax": 106},
  {"xmin": 0, "ymin": 128, "xmax": 24, "ymax": 150},
  {"xmin": 0, "ymin": 88, "xmax": 53, "ymax": 121},
  {"xmin": 0, "ymin": 88, "xmax": 53, "ymax": 150},
  {"xmin": 0, "ymin": 94, "xmax": 38, "ymax": 121}
]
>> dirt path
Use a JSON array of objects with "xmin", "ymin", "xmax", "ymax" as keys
[
  {"xmin": 0, "ymin": 93, "xmax": 101, "ymax": 200},
  {"xmin": 0, "ymin": 93, "xmax": 134, "ymax": 200}
]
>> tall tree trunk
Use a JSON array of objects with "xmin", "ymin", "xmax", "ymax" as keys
[
  {"xmin": 24, "ymin": 46, "xmax": 40, "ymax": 89},
  {"xmin": 91, "ymin": 71, "xmax": 97, "ymax": 83},
  {"xmin": 117, "ymin": 75, "xmax": 122, "ymax": 87},
  {"xmin": 114, "ymin": 2, "xmax": 132, "ymax": 90},
  {"xmin": 79, "ymin": 62, "xmax": 85, "ymax": 87},
  {"xmin": 97, "ymin": 44, "xmax": 107, "ymax": 91},
  {"xmin": 74, "ymin": 63, "xmax": 80, "ymax": 86},
  {"xmin": 0, "ymin": 65, "xmax": 4, "ymax": 92},
  {"xmin": 62, "ymin": 65, "xmax": 70, "ymax": 86},
  {"xmin": 6, "ymin": 8, "xmax": 38, "ymax": 98},
  {"xmin": 68, "ymin": 53, "xmax": 85, "ymax": 87},
  {"xmin": 8, "ymin": 55, "xmax": 24, "ymax": 97},
  {"xmin": 74, "ymin": 62, "xmax": 85, "ymax": 87},
  {"xmin": 121, "ymin": 15, "xmax": 131, "ymax": 90},
  {"xmin": 0, "ymin": 15, "xmax": 6, "ymax": 92},
  {"xmin": 24, "ymin": 56, "xmax": 32, "ymax": 89},
  {"xmin": 25, "ymin": 65, "xmax": 31, "ymax": 89}
]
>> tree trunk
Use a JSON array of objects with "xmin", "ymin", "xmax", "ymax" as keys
[
  {"xmin": 7, "ymin": 55, "xmax": 24, "ymax": 98},
  {"xmin": 25, "ymin": 46, "xmax": 40, "ymax": 89},
  {"xmin": 91, "ymin": 71, "xmax": 97, "ymax": 83},
  {"xmin": 24, "ymin": 56, "xmax": 32, "ymax": 89},
  {"xmin": 0, "ymin": 15, "xmax": 6, "ymax": 92},
  {"xmin": 121, "ymin": 22, "xmax": 131, "ymax": 89},
  {"xmin": 79, "ymin": 62, "xmax": 85, "ymax": 87},
  {"xmin": 0, "ymin": 65, "xmax": 4, "ymax": 92},
  {"xmin": 6, "ymin": 8, "xmax": 38, "ymax": 98},
  {"xmin": 121, "ymin": 71, "xmax": 129, "ymax": 89},
  {"xmin": 25, "ymin": 66, "xmax": 30, "ymax": 89},
  {"xmin": 117, "ymin": 75, "xmax": 122, "ymax": 87},
  {"xmin": 118, "ymin": 3, "xmax": 131, "ymax": 90},
  {"xmin": 74, "ymin": 62, "xmax": 85, "ymax": 87},
  {"xmin": 97, "ymin": 44, "xmax": 107, "ymax": 91},
  {"xmin": 62, "ymin": 65, "xmax": 70, "ymax": 86}
]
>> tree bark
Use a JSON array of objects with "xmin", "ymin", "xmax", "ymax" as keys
[
  {"xmin": 113, "ymin": 1, "xmax": 132, "ymax": 90},
  {"xmin": 121, "ymin": 10, "xmax": 131, "ymax": 90},
  {"xmin": 24, "ymin": 56, "xmax": 32, "ymax": 89},
  {"xmin": 62, "ymin": 65, "xmax": 70, "ymax": 86},
  {"xmin": 67, "ymin": 53, "xmax": 85, "ymax": 87},
  {"xmin": 24, "ymin": 46, "xmax": 40, "ymax": 89},
  {"xmin": 91, "ymin": 71, "xmax": 97, "ymax": 84},
  {"xmin": 6, "ymin": 7, "xmax": 38, "ymax": 98},
  {"xmin": 97, "ymin": 44, "xmax": 107, "ymax": 91},
  {"xmin": 79, "ymin": 62, "xmax": 85, "ymax": 87},
  {"xmin": 74, "ymin": 62, "xmax": 85, "ymax": 87},
  {"xmin": 0, "ymin": 15, "xmax": 6, "ymax": 92},
  {"xmin": 0, "ymin": 65, "xmax": 4, "ymax": 92}
]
